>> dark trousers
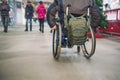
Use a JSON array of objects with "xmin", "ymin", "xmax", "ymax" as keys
[
  {"xmin": 38, "ymin": 19, "xmax": 44, "ymax": 33},
  {"xmin": 25, "ymin": 18, "xmax": 32, "ymax": 31},
  {"xmin": 1, "ymin": 16, "xmax": 9, "ymax": 32}
]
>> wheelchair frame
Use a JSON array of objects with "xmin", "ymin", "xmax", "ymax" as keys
[{"xmin": 52, "ymin": 8, "xmax": 96, "ymax": 60}]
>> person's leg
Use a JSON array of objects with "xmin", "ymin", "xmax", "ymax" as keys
[
  {"xmin": 38, "ymin": 19, "xmax": 42, "ymax": 31},
  {"xmin": 25, "ymin": 18, "xmax": 28, "ymax": 31},
  {"xmin": 1, "ymin": 16, "xmax": 6, "ymax": 32},
  {"xmin": 60, "ymin": 20, "xmax": 67, "ymax": 47},
  {"xmin": 40, "ymin": 19, "xmax": 42, "ymax": 31},
  {"xmin": 30, "ymin": 18, "xmax": 32, "ymax": 31},
  {"xmin": 4, "ymin": 16, "xmax": 9, "ymax": 32},
  {"xmin": 41, "ymin": 19, "xmax": 44, "ymax": 33},
  {"xmin": 60, "ymin": 20, "xmax": 68, "ymax": 38}
]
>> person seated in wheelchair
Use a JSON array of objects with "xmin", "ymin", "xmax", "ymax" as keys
[{"xmin": 46, "ymin": 0, "xmax": 101, "ymax": 47}]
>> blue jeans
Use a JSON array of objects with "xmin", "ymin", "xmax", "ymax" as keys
[{"xmin": 26, "ymin": 18, "xmax": 32, "ymax": 31}]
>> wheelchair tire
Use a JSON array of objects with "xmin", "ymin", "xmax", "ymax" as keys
[
  {"xmin": 52, "ymin": 26, "xmax": 62, "ymax": 60},
  {"xmin": 82, "ymin": 20, "xmax": 96, "ymax": 59}
]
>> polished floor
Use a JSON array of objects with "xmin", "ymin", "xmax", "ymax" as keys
[{"xmin": 0, "ymin": 24, "xmax": 120, "ymax": 80}]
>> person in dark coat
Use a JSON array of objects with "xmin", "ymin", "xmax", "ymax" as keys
[
  {"xmin": 47, "ymin": 0, "xmax": 101, "ymax": 31},
  {"xmin": 25, "ymin": 1, "xmax": 34, "ymax": 31},
  {"xmin": 0, "ymin": 0, "xmax": 10, "ymax": 33}
]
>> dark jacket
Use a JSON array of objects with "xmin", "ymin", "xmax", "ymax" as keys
[
  {"xmin": 47, "ymin": 0, "xmax": 101, "ymax": 28},
  {"xmin": 0, "ymin": 2, "xmax": 10, "ymax": 16},
  {"xmin": 25, "ymin": 5, "xmax": 34, "ymax": 19}
]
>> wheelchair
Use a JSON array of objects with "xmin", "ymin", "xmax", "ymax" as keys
[{"xmin": 52, "ymin": 7, "xmax": 96, "ymax": 60}]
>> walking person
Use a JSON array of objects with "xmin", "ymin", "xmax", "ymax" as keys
[
  {"xmin": 0, "ymin": 0, "xmax": 10, "ymax": 33},
  {"xmin": 36, "ymin": 1, "xmax": 46, "ymax": 33},
  {"xmin": 25, "ymin": 1, "xmax": 34, "ymax": 31}
]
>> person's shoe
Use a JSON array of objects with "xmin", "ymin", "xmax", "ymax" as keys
[
  {"xmin": 4, "ymin": 30, "xmax": 7, "ymax": 33},
  {"xmin": 25, "ymin": 29, "xmax": 28, "ymax": 32},
  {"xmin": 39, "ymin": 29, "xmax": 41, "ymax": 32},
  {"xmin": 68, "ymin": 42, "xmax": 72, "ymax": 48},
  {"xmin": 61, "ymin": 40, "xmax": 67, "ymax": 48},
  {"xmin": 61, "ymin": 42, "xmax": 66, "ymax": 48}
]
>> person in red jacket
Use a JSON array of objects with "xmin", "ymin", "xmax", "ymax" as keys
[{"xmin": 36, "ymin": 1, "xmax": 46, "ymax": 33}]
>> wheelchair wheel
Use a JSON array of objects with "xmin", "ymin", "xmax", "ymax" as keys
[
  {"xmin": 82, "ymin": 21, "xmax": 96, "ymax": 59},
  {"xmin": 52, "ymin": 25, "xmax": 62, "ymax": 60}
]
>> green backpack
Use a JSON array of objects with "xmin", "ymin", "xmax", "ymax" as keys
[{"xmin": 64, "ymin": 14, "xmax": 88, "ymax": 46}]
